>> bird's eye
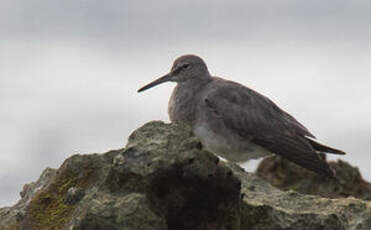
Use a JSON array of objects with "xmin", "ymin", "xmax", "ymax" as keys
[{"xmin": 183, "ymin": 64, "xmax": 190, "ymax": 69}]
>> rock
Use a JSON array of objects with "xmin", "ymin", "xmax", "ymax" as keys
[
  {"xmin": 0, "ymin": 167, "xmax": 56, "ymax": 230},
  {"xmin": 1, "ymin": 121, "xmax": 371, "ymax": 230},
  {"xmin": 65, "ymin": 187, "xmax": 85, "ymax": 205},
  {"xmin": 256, "ymin": 155, "xmax": 371, "ymax": 200}
]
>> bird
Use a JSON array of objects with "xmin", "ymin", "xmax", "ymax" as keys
[{"xmin": 138, "ymin": 54, "xmax": 345, "ymax": 178}]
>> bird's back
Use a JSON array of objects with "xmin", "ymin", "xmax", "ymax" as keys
[{"xmin": 198, "ymin": 77, "xmax": 314, "ymax": 138}]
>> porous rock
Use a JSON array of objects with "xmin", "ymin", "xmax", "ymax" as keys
[
  {"xmin": 256, "ymin": 155, "xmax": 371, "ymax": 200},
  {"xmin": 0, "ymin": 121, "xmax": 370, "ymax": 230}
]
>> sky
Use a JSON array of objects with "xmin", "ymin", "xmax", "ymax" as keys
[{"xmin": 1, "ymin": 0, "xmax": 370, "ymax": 206}]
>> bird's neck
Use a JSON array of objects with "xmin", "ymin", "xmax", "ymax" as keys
[
  {"xmin": 178, "ymin": 75, "xmax": 211, "ymax": 90},
  {"xmin": 168, "ymin": 76, "xmax": 212, "ymax": 124}
]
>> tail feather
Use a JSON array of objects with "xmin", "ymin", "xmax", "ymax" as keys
[{"xmin": 306, "ymin": 138, "xmax": 346, "ymax": 155}]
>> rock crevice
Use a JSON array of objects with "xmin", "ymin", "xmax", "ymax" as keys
[{"xmin": 1, "ymin": 121, "xmax": 371, "ymax": 230}]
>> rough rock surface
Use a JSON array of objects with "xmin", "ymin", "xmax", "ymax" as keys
[
  {"xmin": 0, "ymin": 167, "xmax": 56, "ymax": 230},
  {"xmin": 256, "ymin": 155, "xmax": 371, "ymax": 200},
  {"xmin": 0, "ymin": 121, "xmax": 371, "ymax": 230}
]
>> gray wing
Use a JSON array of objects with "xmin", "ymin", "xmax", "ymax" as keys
[{"xmin": 203, "ymin": 79, "xmax": 334, "ymax": 177}]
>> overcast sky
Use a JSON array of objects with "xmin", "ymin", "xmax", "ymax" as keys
[{"xmin": 1, "ymin": 0, "xmax": 370, "ymax": 206}]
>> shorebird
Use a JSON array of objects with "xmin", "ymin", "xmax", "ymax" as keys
[{"xmin": 138, "ymin": 55, "xmax": 345, "ymax": 177}]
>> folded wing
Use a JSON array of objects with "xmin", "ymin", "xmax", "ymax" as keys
[{"xmin": 203, "ymin": 80, "xmax": 335, "ymax": 177}]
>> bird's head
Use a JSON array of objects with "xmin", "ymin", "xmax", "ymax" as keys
[{"xmin": 138, "ymin": 54, "xmax": 210, "ymax": 92}]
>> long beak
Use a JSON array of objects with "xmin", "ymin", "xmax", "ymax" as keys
[{"xmin": 137, "ymin": 73, "xmax": 172, "ymax": 93}]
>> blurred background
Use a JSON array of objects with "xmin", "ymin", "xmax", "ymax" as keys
[{"xmin": 1, "ymin": 0, "xmax": 370, "ymax": 206}]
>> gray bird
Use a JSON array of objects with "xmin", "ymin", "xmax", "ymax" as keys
[{"xmin": 138, "ymin": 55, "xmax": 345, "ymax": 178}]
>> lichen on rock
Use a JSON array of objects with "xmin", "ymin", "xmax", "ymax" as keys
[{"xmin": 1, "ymin": 121, "xmax": 371, "ymax": 230}]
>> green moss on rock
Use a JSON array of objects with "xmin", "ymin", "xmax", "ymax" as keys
[
  {"xmin": 2, "ymin": 121, "xmax": 371, "ymax": 230},
  {"xmin": 22, "ymin": 154, "xmax": 100, "ymax": 230}
]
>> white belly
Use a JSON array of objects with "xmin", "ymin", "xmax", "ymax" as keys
[{"xmin": 193, "ymin": 124, "xmax": 272, "ymax": 162}]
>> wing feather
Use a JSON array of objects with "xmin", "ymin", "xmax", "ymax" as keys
[{"xmin": 203, "ymin": 79, "xmax": 334, "ymax": 177}]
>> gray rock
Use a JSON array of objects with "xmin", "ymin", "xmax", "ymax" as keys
[
  {"xmin": 65, "ymin": 187, "xmax": 85, "ymax": 205},
  {"xmin": 0, "ymin": 167, "xmax": 56, "ymax": 230},
  {"xmin": 0, "ymin": 121, "xmax": 371, "ymax": 230},
  {"xmin": 256, "ymin": 155, "xmax": 371, "ymax": 200}
]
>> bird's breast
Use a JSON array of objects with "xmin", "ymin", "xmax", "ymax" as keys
[
  {"xmin": 193, "ymin": 122, "xmax": 272, "ymax": 162},
  {"xmin": 168, "ymin": 86, "xmax": 197, "ymax": 124}
]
